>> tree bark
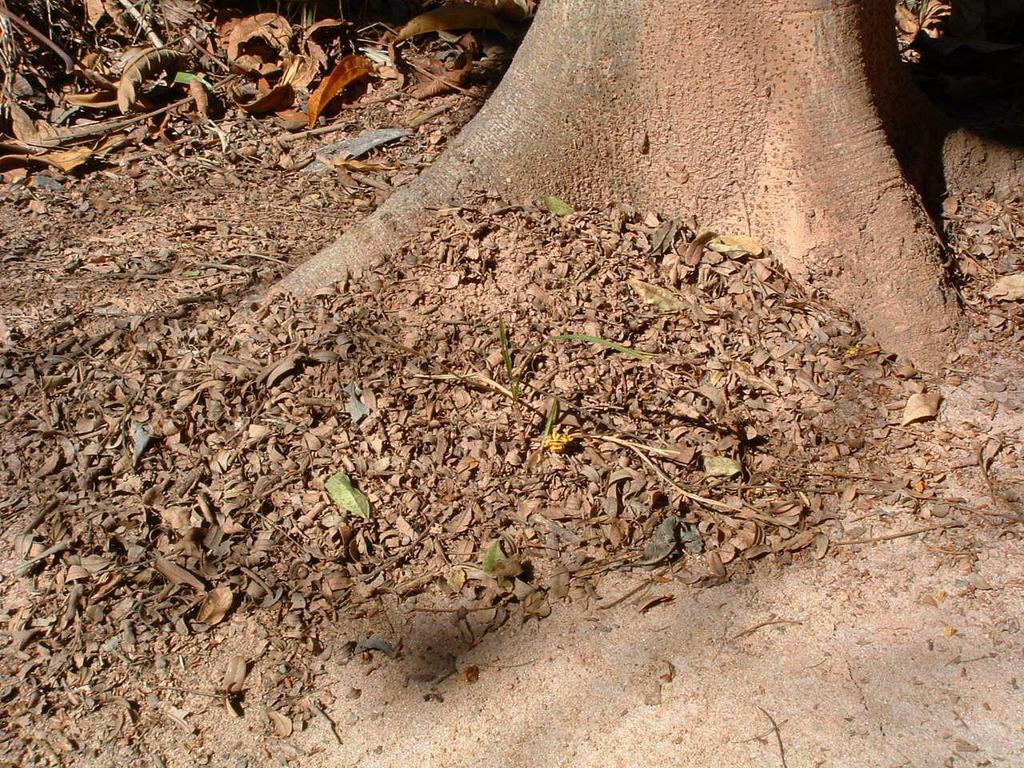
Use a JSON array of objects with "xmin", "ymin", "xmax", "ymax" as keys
[{"xmin": 276, "ymin": 0, "xmax": 964, "ymax": 370}]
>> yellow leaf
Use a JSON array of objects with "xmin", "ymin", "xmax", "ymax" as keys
[
  {"xmin": 627, "ymin": 278, "xmax": 688, "ymax": 312},
  {"xmin": 396, "ymin": 1, "xmax": 516, "ymax": 42},
  {"xmin": 708, "ymin": 233, "xmax": 764, "ymax": 257}
]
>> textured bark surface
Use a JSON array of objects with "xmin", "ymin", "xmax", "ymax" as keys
[{"xmin": 276, "ymin": 0, "xmax": 966, "ymax": 369}]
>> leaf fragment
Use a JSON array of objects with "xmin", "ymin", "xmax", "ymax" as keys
[{"xmin": 901, "ymin": 392, "xmax": 940, "ymax": 426}]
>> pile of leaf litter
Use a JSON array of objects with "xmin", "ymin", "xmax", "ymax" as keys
[
  {"xmin": 0, "ymin": 188, "xmax": 950, "ymax": 761},
  {"xmin": 1, "ymin": 0, "xmax": 529, "ymax": 174}
]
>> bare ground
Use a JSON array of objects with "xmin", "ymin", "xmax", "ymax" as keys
[{"xmin": 2, "ymin": 99, "xmax": 1024, "ymax": 767}]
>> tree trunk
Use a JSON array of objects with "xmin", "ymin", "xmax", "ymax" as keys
[{"xmin": 275, "ymin": 0, "xmax": 965, "ymax": 370}]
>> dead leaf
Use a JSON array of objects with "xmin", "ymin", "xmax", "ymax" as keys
[
  {"xmin": 703, "ymin": 455, "xmax": 742, "ymax": 477},
  {"xmin": 222, "ymin": 655, "xmax": 248, "ymax": 693},
  {"xmin": 708, "ymin": 233, "xmax": 764, "ymax": 257},
  {"xmin": 985, "ymin": 273, "xmax": 1024, "ymax": 301},
  {"xmin": 268, "ymin": 709, "xmax": 293, "ymax": 737},
  {"xmin": 901, "ymin": 392, "xmax": 940, "ymax": 426},
  {"xmin": 189, "ymin": 79, "xmax": 210, "ymax": 120},
  {"xmin": 396, "ymin": 2, "xmax": 515, "ymax": 42},
  {"xmin": 196, "ymin": 586, "xmax": 234, "ymax": 625},
  {"xmin": 0, "ymin": 148, "xmax": 93, "ymax": 173},
  {"xmin": 117, "ymin": 48, "xmax": 187, "ymax": 113},
  {"xmin": 627, "ymin": 278, "xmax": 688, "ymax": 312},
  {"xmin": 227, "ymin": 13, "xmax": 293, "ymax": 74},
  {"xmin": 153, "ymin": 555, "xmax": 205, "ymax": 591},
  {"xmin": 307, "ymin": 55, "xmax": 372, "ymax": 127},
  {"xmin": 65, "ymin": 91, "xmax": 119, "ymax": 109},
  {"xmin": 457, "ymin": 665, "xmax": 480, "ymax": 684},
  {"xmin": 231, "ymin": 84, "xmax": 295, "ymax": 115}
]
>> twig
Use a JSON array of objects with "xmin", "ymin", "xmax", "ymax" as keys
[
  {"xmin": 729, "ymin": 617, "xmax": 802, "ymax": 641},
  {"xmin": 308, "ymin": 701, "xmax": 342, "ymax": 745},
  {"xmin": 116, "ymin": 0, "xmax": 164, "ymax": 49},
  {"xmin": 757, "ymin": 705, "xmax": 789, "ymax": 768},
  {"xmin": 834, "ymin": 522, "xmax": 964, "ymax": 546},
  {"xmin": 15, "ymin": 538, "xmax": 72, "ymax": 575}
]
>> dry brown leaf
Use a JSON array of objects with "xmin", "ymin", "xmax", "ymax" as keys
[
  {"xmin": 196, "ymin": 586, "xmax": 233, "ymax": 625},
  {"xmin": 268, "ymin": 709, "xmax": 293, "ymax": 737},
  {"xmin": 396, "ymin": 2, "xmax": 515, "ymax": 42},
  {"xmin": 0, "ymin": 147, "xmax": 93, "ymax": 173},
  {"xmin": 985, "ymin": 273, "xmax": 1024, "ymax": 301},
  {"xmin": 307, "ymin": 55, "xmax": 372, "ymax": 127},
  {"xmin": 231, "ymin": 84, "xmax": 295, "ymax": 115},
  {"xmin": 154, "ymin": 555, "xmax": 205, "ymax": 591},
  {"xmin": 65, "ymin": 91, "xmax": 119, "ymax": 109},
  {"xmin": 117, "ymin": 48, "xmax": 187, "ymax": 113},
  {"xmin": 85, "ymin": 0, "xmax": 107, "ymax": 26},
  {"xmin": 227, "ymin": 13, "xmax": 292, "ymax": 74},
  {"xmin": 281, "ymin": 55, "xmax": 319, "ymax": 91},
  {"xmin": 222, "ymin": 655, "xmax": 248, "ymax": 693},
  {"xmin": 187, "ymin": 80, "xmax": 209, "ymax": 120},
  {"xmin": 901, "ymin": 392, "xmax": 941, "ymax": 426}
]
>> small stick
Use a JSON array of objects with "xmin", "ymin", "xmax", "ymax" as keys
[
  {"xmin": 116, "ymin": 0, "xmax": 164, "ymax": 49},
  {"xmin": 729, "ymin": 617, "xmax": 802, "ymax": 641},
  {"xmin": 16, "ymin": 538, "xmax": 72, "ymax": 575},
  {"xmin": 757, "ymin": 705, "xmax": 789, "ymax": 768},
  {"xmin": 308, "ymin": 701, "xmax": 342, "ymax": 745},
  {"xmin": 834, "ymin": 522, "xmax": 964, "ymax": 546}
]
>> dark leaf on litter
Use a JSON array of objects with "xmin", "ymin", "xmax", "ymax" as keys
[
  {"xmin": 343, "ymin": 382, "xmax": 370, "ymax": 424},
  {"xmin": 132, "ymin": 423, "xmax": 152, "ymax": 465},
  {"xmin": 354, "ymin": 636, "xmax": 396, "ymax": 658}
]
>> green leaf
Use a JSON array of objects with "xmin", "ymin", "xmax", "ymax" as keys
[
  {"xmin": 498, "ymin": 318, "xmax": 518, "ymax": 401},
  {"xmin": 541, "ymin": 399, "xmax": 559, "ymax": 443},
  {"xmin": 325, "ymin": 472, "xmax": 371, "ymax": 520},
  {"xmin": 174, "ymin": 71, "xmax": 213, "ymax": 90},
  {"xmin": 481, "ymin": 540, "xmax": 506, "ymax": 575},
  {"xmin": 544, "ymin": 196, "xmax": 574, "ymax": 216},
  {"xmin": 552, "ymin": 333, "xmax": 651, "ymax": 361}
]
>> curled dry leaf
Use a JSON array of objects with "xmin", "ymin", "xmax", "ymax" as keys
[
  {"xmin": 153, "ymin": 554, "xmax": 205, "ymax": 591},
  {"xmin": 196, "ymin": 586, "xmax": 234, "ymax": 625},
  {"xmin": 396, "ymin": 2, "xmax": 515, "ymax": 42},
  {"xmin": 0, "ymin": 148, "xmax": 93, "ymax": 173},
  {"xmin": 227, "ymin": 13, "xmax": 293, "ymax": 74},
  {"xmin": 189, "ymin": 79, "xmax": 209, "ymax": 120},
  {"xmin": 231, "ymin": 84, "xmax": 295, "ymax": 115},
  {"xmin": 117, "ymin": 48, "xmax": 187, "ymax": 113},
  {"xmin": 919, "ymin": 0, "xmax": 953, "ymax": 38},
  {"xmin": 985, "ymin": 273, "xmax": 1024, "ymax": 302},
  {"xmin": 901, "ymin": 392, "xmax": 941, "ymax": 426},
  {"xmin": 222, "ymin": 656, "xmax": 248, "ymax": 693},
  {"xmin": 65, "ymin": 91, "xmax": 119, "ymax": 109},
  {"xmin": 306, "ymin": 54, "xmax": 372, "ymax": 127},
  {"xmin": 268, "ymin": 709, "xmax": 293, "ymax": 738}
]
